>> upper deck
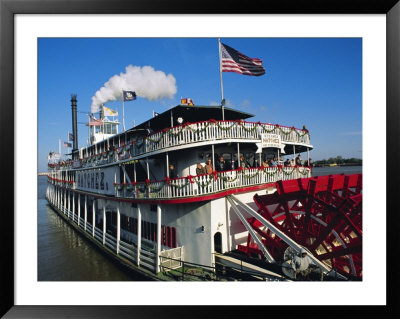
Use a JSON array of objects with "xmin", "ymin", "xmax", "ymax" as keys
[
  {"xmin": 47, "ymin": 104, "xmax": 313, "ymax": 203},
  {"xmin": 49, "ymin": 119, "xmax": 311, "ymax": 171},
  {"xmin": 48, "ymin": 105, "xmax": 312, "ymax": 171}
]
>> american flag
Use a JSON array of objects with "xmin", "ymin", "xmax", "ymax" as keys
[
  {"xmin": 63, "ymin": 142, "xmax": 72, "ymax": 148},
  {"xmin": 89, "ymin": 118, "xmax": 103, "ymax": 126},
  {"xmin": 220, "ymin": 43, "xmax": 265, "ymax": 76}
]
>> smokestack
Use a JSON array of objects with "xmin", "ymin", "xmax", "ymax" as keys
[{"xmin": 71, "ymin": 94, "xmax": 78, "ymax": 159}]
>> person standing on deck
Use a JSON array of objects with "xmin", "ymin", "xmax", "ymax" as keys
[
  {"xmin": 205, "ymin": 159, "xmax": 213, "ymax": 174},
  {"xmin": 216, "ymin": 156, "xmax": 228, "ymax": 172},
  {"xmin": 196, "ymin": 163, "xmax": 206, "ymax": 175},
  {"xmin": 296, "ymin": 155, "xmax": 302, "ymax": 166},
  {"xmin": 169, "ymin": 164, "xmax": 177, "ymax": 179},
  {"xmin": 239, "ymin": 155, "xmax": 250, "ymax": 169}
]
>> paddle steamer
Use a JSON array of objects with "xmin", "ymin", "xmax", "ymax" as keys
[{"xmin": 46, "ymin": 95, "xmax": 362, "ymax": 281}]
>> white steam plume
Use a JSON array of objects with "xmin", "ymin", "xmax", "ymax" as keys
[{"xmin": 91, "ymin": 65, "xmax": 177, "ymax": 113}]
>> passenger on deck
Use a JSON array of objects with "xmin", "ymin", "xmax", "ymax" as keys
[
  {"xmin": 284, "ymin": 159, "xmax": 291, "ymax": 166},
  {"xmin": 169, "ymin": 164, "xmax": 177, "ymax": 179},
  {"xmin": 303, "ymin": 158, "xmax": 312, "ymax": 167},
  {"xmin": 292, "ymin": 248, "xmax": 317, "ymax": 279},
  {"xmin": 295, "ymin": 155, "xmax": 302, "ymax": 166},
  {"xmin": 262, "ymin": 160, "xmax": 269, "ymax": 168},
  {"xmin": 270, "ymin": 157, "xmax": 277, "ymax": 167},
  {"xmin": 216, "ymin": 156, "xmax": 228, "ymax": 172},
  {"xmin": 196, "ymin": 163, "xmax": 206, "ymax": 175},
  {"xmin": 205, "ymin": 159, "xmax": 213, "ymax": 174},
  {"xmin": 239, "ymin": 155, "xmax": 250, "ymax": 169}
]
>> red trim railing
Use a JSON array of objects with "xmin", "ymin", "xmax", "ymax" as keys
[{"xmin": 112, "ymin": 166, "xmax": 312, "ymax": 200}]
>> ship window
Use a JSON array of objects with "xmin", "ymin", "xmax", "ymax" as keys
[{"xmin": 112, "ymin": 125, "xmax": 117, "ymax": 134}]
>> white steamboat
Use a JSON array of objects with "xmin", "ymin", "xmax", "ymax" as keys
[{"xmin": 46, "ymin": 95, "xmax": 322, "ymax": 281}]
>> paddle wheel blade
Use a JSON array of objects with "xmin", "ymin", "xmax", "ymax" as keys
[{"xmin": 239, "ymin": 174, "xmax": 362, "ymax": 279}]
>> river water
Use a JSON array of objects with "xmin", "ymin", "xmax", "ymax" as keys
[
  {"xmin": 37, "ymin": 166, "xmax": 362, "ymax": 281},
  {"xmin": 38, "ymin": 176, "xmax": 136, "ymax": 281}
]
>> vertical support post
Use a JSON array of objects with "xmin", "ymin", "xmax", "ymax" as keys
[
  {"xmin": 293, "ymin": 145, "xmax": 296, "ymax": 162},
  {"xmin": 92, "ymin": 200, "xmax": 95, "ymax": 237},
  {"xmin": 63, "ymin": 189, "xmax": 66, "ymax": 214},
  {"xmin": 103, "ymin": 206, "xmax": 106, "ymax": 245},
  {"xmin": 307, "ymin": 147, "xmax": 310, "ymax": 165},
  {"xmin": 237, "ymin": 143, "xmax": 240, "ymax": 168},
  {"xmin": 123, "ymin": 164, "xmax": 126, "ymax": 184},
  {"xmin": 117, "ymin": 207, "xmax": 120, "ymax": 254},
  {"xmin": 277, "ymin": 148, "xmax": 280, "ymax": 163},
  {"xmin": 67, "ymin": 190, "xmax": 71, "ymax": 218},
  {"xmin": 133, "ymin": 161, "xmax": 137, "ymax": 182},
  {"xmin": 114, "ymin": 166, "xmax": 119, "ymax": 196},
  {"xmin": 84, "ymin": 195, "xmax": 87, "ymax": 231},
  {"xmin": 137, "ymin": 204, "xmax": 142, "ymax": 266},
  {"xmin": 212, "ymin": 144, "xmax": 215, "ymax": 170},
  {"xmin": 72, "ymin": 191, "xmax": 75, "ymax": 221},
  {"xmin": 146, "ymin": 157, "xmax": 150, "ymax": 180},
  {"xmin": 156, "ymin": 204, "xmax": 162, "ymax": 274},
  {"xmin": 166, "ymin": 152, "xmax": 170, "ymax": 177},
  {"xmin": 77, "ymin": 194, "xmax": 81, "ymax": 227}
]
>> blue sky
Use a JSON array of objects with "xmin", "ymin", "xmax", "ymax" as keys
[{"xmin": 38, "ymin": 38, "xmax": 362, "ymax": 172}]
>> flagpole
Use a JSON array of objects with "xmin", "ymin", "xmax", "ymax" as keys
[
  {"xmin": 122, "ymin": 90, "xmax": 126, "ymax": 132},
  {"xmin": 67, "ymin": 131, "xmax": 70, "ymax": 157},
  {"xmin": 218, "ymin": 38, "xmax": 225, "ymax": 121}
]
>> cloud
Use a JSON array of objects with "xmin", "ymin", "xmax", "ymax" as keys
[{"xmin": 91, "ymin": 65, "xmax": 177, "ymax": 113}]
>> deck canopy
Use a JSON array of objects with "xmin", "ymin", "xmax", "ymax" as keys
[{"xmin": 133, "ymin": 104, "xmax": 254, "ymax": 133}]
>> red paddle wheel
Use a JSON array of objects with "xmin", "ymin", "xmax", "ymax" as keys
[{"xmin": 238, "ymin": 174, "xmax": 362, "ymax": 279}]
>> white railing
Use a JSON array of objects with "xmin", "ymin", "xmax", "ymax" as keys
[
  {"xmin": 45, "ymin": 189, "xmax": 159, "ymax": 272},
  {"xmin": 74, "ymin": 120, "xmax": 310, "ymax": 168},
  {"xmin": 115, "ymin": 166, "xmax": 312, "ymax": 200}
]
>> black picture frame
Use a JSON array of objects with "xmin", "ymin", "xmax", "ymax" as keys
[{"xmin": 1, "ymin": 0, "xmax": 398, "ymax": 317}]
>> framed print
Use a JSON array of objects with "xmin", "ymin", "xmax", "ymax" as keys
[{"xmin": 1, "ymin": 0, "xmax": 399, "ymax": 317}]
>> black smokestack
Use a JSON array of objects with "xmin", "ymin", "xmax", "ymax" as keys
[{"xmin": 71, "ymin": 94, "xmax": 78, "ymax": 159}]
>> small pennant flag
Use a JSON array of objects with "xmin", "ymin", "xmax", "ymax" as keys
[
  {"xmin": 153, "ymin": 111, "xmax": 159, "ymax": 117},
  {"xmin": 63, "ymin": 142, "xmax": 72, "ymax": 148},
  {"xmin": 103, "ymin": 106, "xmax": 118, "ymax": 117},
  {"xmin": 181, "ymin": 98, "xmax": 194, "ymax": 106},
  {"xmin": 220, "ymin": 43, "xmax": 265, "ymax": 76},
  {"xmin": 123, "ymin": 90, "xmax": 136, "ymax": 102}
]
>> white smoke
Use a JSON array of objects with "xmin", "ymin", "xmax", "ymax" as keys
[{"xmin": 91, "ymin": 65, "xmax": 177, "ymax": 113}]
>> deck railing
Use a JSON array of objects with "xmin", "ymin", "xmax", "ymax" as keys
[
  {"xmin": 114, "ymin": 166, "xmax": 312, "ymax": 200},
  {"xmin": 47, "ymin": 165, "xmax": 311, "ymax": 200},
  {"xmin": 51, "ymin": 120, "xmax": 310, "ymax": 170}
]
